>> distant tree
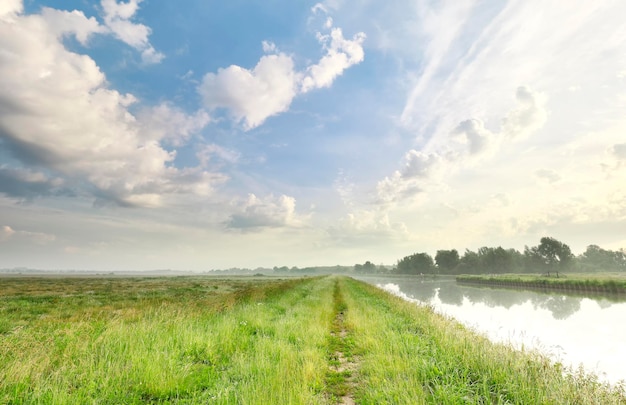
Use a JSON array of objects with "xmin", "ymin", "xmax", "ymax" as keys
[
  {"xmin": 354, "ymin": 261, "xmax": 377, "ymax": 274},
  {"xmin": 579, "ymin": 245, "xmax": 626, "ymax": 272},
  {"xmin": 457, "ymin": 249, "xmax": 480, "ymax": 274},
  {"xmin": 435, "ymin": 249, "xmax": 460, "ymax": 273},
  {"xmin": 525, "ymin": 237, "xmax": 573, "ymax": 274},
  {"xmin": 396, "ymin": 252, "xmax": 436, "ymax": 274}
]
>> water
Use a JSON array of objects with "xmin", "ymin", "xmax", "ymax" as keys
[{"xmin": 355, "ymin": 275, "xmax": 626, "ymax": 386}]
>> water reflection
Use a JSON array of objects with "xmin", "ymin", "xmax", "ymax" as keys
[{"xmin": 354, "ymin": 275, "xmax": 626, "ymax": 385}]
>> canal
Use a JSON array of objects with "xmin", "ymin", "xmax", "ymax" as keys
[{"xmin": 355, "ymin": 275, "xmax": 626, "ymax": 385}]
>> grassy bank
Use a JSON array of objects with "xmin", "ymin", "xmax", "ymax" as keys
[
  {"xmin": 1, "ymin": 275, "xmax": 624, "ymax": 404},
  {"xmin": 456, "ymin": 273, "xmax": 626, "ymax": 295}
]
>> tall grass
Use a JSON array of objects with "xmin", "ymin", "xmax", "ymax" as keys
[
  {"xmin": 339, "ymin": 277, "xmax": 625, "ymax": 404},
  {"xmin": 0, "ymin": 276, "xmax": 335, "ymax": 404},
  {"xmin": 2, "ymin": 275, "xmax": 624, "ymax": 404}
]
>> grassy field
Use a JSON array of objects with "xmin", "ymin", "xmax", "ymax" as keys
[
  {"xmin": 456, "ymin": 272, "xmax": 626, "ymax": 295},
  {"xmin": 1, "ymin": 275, "xmax": 624, "ymax": 404}
]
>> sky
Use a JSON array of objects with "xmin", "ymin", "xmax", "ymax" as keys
[{"xmin": 0, "ymin": 0, "xmax": 625, "ymax": 271}]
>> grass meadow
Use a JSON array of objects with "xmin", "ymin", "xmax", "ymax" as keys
[{"xmin": 1, "ymin": 275, "xmax": 624, "ymax": 404}]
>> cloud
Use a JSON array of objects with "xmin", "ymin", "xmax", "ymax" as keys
[
  {"xmin": 612, "ymin": 143, "xmax": 626, "ymax": 160},
  {"xmin": 199, "ymin": 54, "xmax": 299, "ymax": 130},
  {"xmin": 41, "ymin": 7, "xmax": 107, "ymax": 45},
  {"xmin": 0, "ymin": 224, "xmax": 55, "ymax": 244},
  {"xmin": 452, "ymin": 119, "xmax": 497, "ymax": 157},
  {"xmin": 535, "ymin": 169, "xmax": 561, "ymax": 184},
  {"xmin": 327, "ymin": 209, "xmax": 409, "ymax": 246},
  {"xmin": 0, "ymin": 166, "xmax": 73, "ymax": 200},
  {"xmin": 376, "ymin": 85, "xmax": 548, "ymax": 206},
  {"xmin": 100, "ymin": 0, "xmax": 164, "ymax": 64},
  {"xmin": 0, "ymin": 8, "xmax": 224, "ymax": 207},
  {"xmin": 501, "ymin": 86, "xmax": 548, "ymax": 140},
  {"xmin": 226, "ymin": 194, "xmax": 307, "ymax": 229},
  {"xmin": 401, "ymin": 150, "xmax": 445, "ymax": 180},
  {"xmin": 136, "ymin": 103, "xmax": 210, "ymax": 146},
  {"xmin": 0, "ymin": 225, "xmax": 15, "ymax": 241},
  {"xmin": 0, "ymin": 0, "xmax": 22, "ymax": 19},
  {"xmin": 196, "ymin": 144, "xmax": 240, "ymax": 168},
  {"xmin": 198, "ymin": 7, "xmax": 365, "ymax": 130},
  {"xmin": 300, "ymin": 27, "xmax": 366, "ymax": 93}
]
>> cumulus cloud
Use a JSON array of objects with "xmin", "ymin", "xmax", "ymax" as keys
[
  {"xmin": 0, "ymin": 0, "xmax": 22, "ymax": 19},
  {"xmin": 136, "ymin": 103, "xmax": 210, "ymax": 146},
  {"xmin": 452, "ymin": 119, "xmax": 497, "ymax": 157},
  {"xmin": 226, "ymin": 194, "xmax": 307, "ymax": 229},
  {"xmin": 377, "ymin": 86, "xmax": 548, "ymax": 206},
  {"xmin": 198, "ymin": 7, "xmax": 365, "ymax": 130},
  {"xmin": 41, "ymin": 7, "xmax": 107, "ymax": 45},
  {"xmin": 401, "ymin": 150, "xmax": 445, "ymax": 179},
  {"xmin": 101, "ymin": 0, "xmax": 164, "ymax": 64},
  {"xmin": 0, "ymin": 9, "xmax": 223, "ymax": 207},
  {"xmin": 199, "ymin": 54, "xmax": 299, "ymax": 130}
]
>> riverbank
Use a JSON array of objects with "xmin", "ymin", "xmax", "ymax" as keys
[
  {"xmin": 1, "ymin": 275, "xmax": 623, "ymax": 403},
  {"xmin": 456, "ymin": 273, "xmax": 626, "ymax": 295}
]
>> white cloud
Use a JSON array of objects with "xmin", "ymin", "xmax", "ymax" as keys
[
  {"xmin": 198, "ymin": 54, "xmax": 299, "ymax": 130},
  {"xmin": 226, "ymin": 194, "xmax": 308, "ymax": 229},
  {"xmin": 0, "ymin": 9, "xmax": 224, "ymax": 207},
  {"xmin": 41, "ymin": 8, "xmax": 106, "ymax": 45},
  {"xmin": 376, "ymin": 85, "xmax": 548, "ymax": 207},
  {"xmin": 301, "ymin": 28, "xmax": 366, "ymax": 93},
  {"xmin": 262, "ymin": 40, "xmax": 277, "ymax": 53},
  {"xmin": 452, "ymin": 119, "xmax": 497, "ymax": 157},
  {"xmin": 100, "ymin": 0, "xmax": 164, "ymax": 64},
  {"xmin": 196, "ymin": 144, "xmax": 240, "ymax": 168},
  {"xmin": 198, "ymin": 7, "xmax": 365, "ymax": 130},
  {"xmin": 0, "ymin": 0, "xmax": 22, "ymax": 20},
  {"xmin": 136, "ymin": 103, "xmax": 210, "ymax": 146}
]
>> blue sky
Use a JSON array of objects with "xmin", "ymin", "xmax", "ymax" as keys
[{"xmin": 1, "ymin": 0, "xmax": 625, "ymax": 270}]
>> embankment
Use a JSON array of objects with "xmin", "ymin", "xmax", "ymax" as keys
[{"xmin": 456, "ymin": 274, "xmax": 626, "ymax": 295}]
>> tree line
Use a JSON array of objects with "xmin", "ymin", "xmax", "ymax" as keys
[{"xmin": 354, "ymin": 237, "xmax": 626, "ymax": 275}]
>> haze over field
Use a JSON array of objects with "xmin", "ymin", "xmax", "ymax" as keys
[{"xmin": 1, "ymin": 0, "xmax": 625, "ymax": 270}]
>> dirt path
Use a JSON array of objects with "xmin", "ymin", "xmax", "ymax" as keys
[{"xmin": 327, "ymin": 279, "xmax": 359, "ymax": 404}]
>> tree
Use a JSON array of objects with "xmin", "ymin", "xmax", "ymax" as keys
[
  {"xmin": 435, "ymin": 249, "xmax": 460, "ymax": 273},
  {"xmin": 526, "ymin": 237, "xmax": 574, "ymax": 274},
  {"xmin": 355, "ymin": 261, "xmax": 377, "ymax": 274},
  {"xmin": 579, "ymin": 245, "xmax": 626, "ymax": 272},
  {"xmin": 396, "ymin": 252, "xmax": 436, "ymax": 274}
]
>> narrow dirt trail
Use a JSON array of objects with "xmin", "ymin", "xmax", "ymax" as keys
[{"xmin": 327, "ymin": 278, "xmax": 359, "ymax": 404}]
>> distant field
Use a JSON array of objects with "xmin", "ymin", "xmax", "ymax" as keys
[{"xmin": 1, "ymin": 275, "xmax": 624, "ymax": 404}]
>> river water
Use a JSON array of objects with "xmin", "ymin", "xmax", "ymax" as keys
[{"xmin": 354, "ymin": 275, "xmax": 626, "ymax": 386}]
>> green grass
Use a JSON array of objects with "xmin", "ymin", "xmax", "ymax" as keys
[
  {"xmin": 339, "ymin": 277, "xmax": 625, "ymax": 404},
  {"xmin": 0, "ymin": 276, "xmax": 334, "ymax": 404},
  {"xmin": 1, "ymin": 275, "xmax": 624, "ymax": 404},
  {"xmin": 457, "ymin": 273, "xmax": 626, "ymax": 294}
]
